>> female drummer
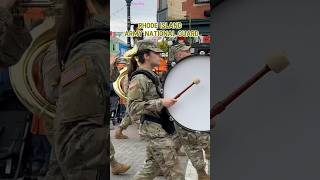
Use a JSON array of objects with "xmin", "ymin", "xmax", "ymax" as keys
[{"xmin": 127, "ymin": 40, "xmax": 184, "ymax": 180}]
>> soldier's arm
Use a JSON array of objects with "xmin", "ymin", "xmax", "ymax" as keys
[
  {"xmin": 0, "ymin": 7, "xmax": 32, "ymax": 67},
  {"xmin": 57, "ymin": 54, "xmax": 107, "ymax": 124},
  {"xmin": 127, "ymin": 76, "xmax": 163, "ymax": 117},
  {"xmin": 41, "ymin": 43, "xmax": 60, "ymax": 104}
]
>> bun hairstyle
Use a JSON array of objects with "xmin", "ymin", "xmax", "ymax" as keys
[{"xmin": 127, "ymin": 49, "xmax": 151, "ymax": 78}]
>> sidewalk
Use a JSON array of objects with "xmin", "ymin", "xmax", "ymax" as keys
[{"xmin": 110, "ymin": 124, "xmax": 190, "ymax": 180}]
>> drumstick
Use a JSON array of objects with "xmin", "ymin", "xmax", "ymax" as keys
[
  {"xmin": 174, "ymin": 78, "xmax": 200, "ymax": 99},
  {"xmin": 210, "ymin": 53, "xmax": 289, "ymax": 128}
]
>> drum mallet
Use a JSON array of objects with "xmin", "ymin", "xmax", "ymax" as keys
[
  {"xmin": 210, "ymin": 53, "xmax": 290, "ymax": 128},
  {"xmin": 174, "ymin": 78, "xmax": 201, "ymax": 99}
]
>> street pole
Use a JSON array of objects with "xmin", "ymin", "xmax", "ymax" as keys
[{"xmin": 126, "ymin": 0, "xmax": 133, "ymax": 48}]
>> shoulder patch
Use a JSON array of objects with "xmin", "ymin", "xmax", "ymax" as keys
[{"xmin": 61, "ymin": 61, "xmax": 87, "ymax": 87}]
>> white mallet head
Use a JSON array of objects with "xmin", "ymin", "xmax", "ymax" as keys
[
  {"xmin": 193, "ymin": 78, "xmax": 201, "ymax": 85},
  {"xmin": 266, "ymin": 52, "xmax": 290, "ymax": 73}
]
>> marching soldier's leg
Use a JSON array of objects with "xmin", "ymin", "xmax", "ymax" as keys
[
  {"xmin": 133, "ymin": 143, "xmax": 161, "ymax": 180},
  {"xmin": 200, "ymin": 133, "xmax": 210, "ymax": 160},
  {"xmin": 110, "ymin": 141, "xmax": 115, "ymax": 161},
  {"xmin": 173, "ymin": 124, "xmax": 186, "ymax": 156},
  {"xmin": 150, "ymin": 137, "xmax": 184, "ymax": 180},
  {"xmin": 110, "ymin": 141, "xmax": 131, "ymax": 175},
  {"xmin": 115, "ymin": 113, "xmax": 131, "ymax": 139},
  {"xmin": 179, "ymin": 127, "xmax": 209, "ymax": 180}
]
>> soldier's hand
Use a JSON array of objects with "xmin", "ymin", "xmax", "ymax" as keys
[
  {"xmin": 0, "ymin": 0, "xmax": 17, "ymax": 9},
  {"xmin": 161, "ymin": 98, "xmax": 177, "ymax": 108}
]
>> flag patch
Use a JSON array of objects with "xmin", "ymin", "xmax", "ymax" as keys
[{"xmin": 61, "ymin": 62, "xmax": 87, "ymax": 87}]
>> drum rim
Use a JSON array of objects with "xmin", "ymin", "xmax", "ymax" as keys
[{"xmin": 163, "ymin": 54, "xmax": 211, "ymax": 132}]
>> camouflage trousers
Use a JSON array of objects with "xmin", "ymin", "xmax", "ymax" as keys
[
  {"xmin": 119, "ymin": 113, "xmax": 139, "ymax": 130},
  {"xmin": 133, "ymin": 136, "xmax": 185, "ymax": 180},
  {"xmin": 54, "ymin": 122, "xmax": 109, "ymax": 180},
  {"xmin": 110, "ymin": 141, "xmax": 115, "ymax": 162},
  {"xmin": 175, "ymin": 124, "xmax": 210, "ymax": 171},
  {"xmin": 43, "ymin": 118, "xmax": 64, "ymax": 180},
  {"xmin": 118, "ymin": 113, "xmax": 132, "ymax": 130}
]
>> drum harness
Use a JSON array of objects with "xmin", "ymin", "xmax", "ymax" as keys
[{"xmin": 129, "ymin": 70, "xmax": 176, "ymax": 135}]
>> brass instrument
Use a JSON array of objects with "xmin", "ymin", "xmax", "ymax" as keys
[
  {"xmin": 9, "ymin": 2, "xmax": 57, "ymax": 119},
  {"xmin": 112, "ymin": 67, "xmax": 128, "ymax": 100},
  {"xmin": 122, "ymin": 44, "xmax": 138, "ymax": 60},
  {"xmin": 112, "ymin": 44, "xmax": 138, "ymax": 100}
]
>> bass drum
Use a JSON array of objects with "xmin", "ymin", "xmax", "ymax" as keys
[
  {"xmin": 9, "ymin": 18, "xmax": 56, "ymax": 120},
  {"xmin": 163, "ymin": 55, "xmax": 210, "ymax": 132}
]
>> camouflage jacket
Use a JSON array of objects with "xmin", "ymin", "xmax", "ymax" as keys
[
  {"xmin": 127, "ymin": 67, "xmax": 168, "ymax": 138},
  {"xmin": 55, "ymin": 38, "xmax": 108, "ymax": 126}
]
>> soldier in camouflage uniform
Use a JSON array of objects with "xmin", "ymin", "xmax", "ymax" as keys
[
  {"xmin": 114, "ymin": 66, "xmax": 140, "ymax": 139},
  {"xmin": 170, "ymin": 44, "xmax": 210, "ymax": 180},
  {"xmin": 127, "ymin": 40, "xmax": 184, "ymax": 180},
  {"xmin": 0, "ymin": 0, "xmax": 32, "ymax": 67},
  {"xmin": 43, "ymin": 44, "xmax": 130, "ymax": 179},
  {"xmin": 54, "ymin": 0, "xmax": 130, "ymax": 179},
  {"xmin": 109, "ymin": 56, "xmax": 131, "ymax": 174}
]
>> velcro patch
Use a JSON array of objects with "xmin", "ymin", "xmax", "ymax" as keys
[{"xmin": 61, "ymin": 62, "xmax": 87, "ymax": 87}]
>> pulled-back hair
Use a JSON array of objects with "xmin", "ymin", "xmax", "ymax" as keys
[{"xmin": 127, "ymin": 49, "xmax": 152, "ymax": 78}]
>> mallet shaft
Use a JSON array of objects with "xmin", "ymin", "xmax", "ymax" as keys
[
  {"xmin": 210, "ymin": 65, "xmax": 271, "ymax": 128},
  {"xmin": 174, "ymin": 83, "xmax": 195, "ymax": 99}
]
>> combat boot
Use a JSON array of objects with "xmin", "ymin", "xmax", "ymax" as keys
[
  {"xmin": 114, "ymin": 127, "xmax": 128, "ymax": 139},
  {"xmin": 197, "ymin": 169, "xmax": 210, "ymax": 180},
  {"xmin": 111, "ymin": 160, "xmax": 130, "ymax": 175}
]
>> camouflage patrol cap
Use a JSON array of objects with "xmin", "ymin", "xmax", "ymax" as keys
[
  {"xmin": 137, "ymin": 40, "xmax": 164, "ymax": 53},
  {"xmin": 171, "ymin": 43, "xmax": 191, "ymax": 55}
]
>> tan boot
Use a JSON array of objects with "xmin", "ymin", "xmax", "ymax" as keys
[
  {"xmin": 197, "ymin": 169, "xmax": 210, "ymax": 180},
  {"xmin": 114, "ymin": 127, "xmax": 128, "ymax": 139},
  {"xmin": 111, "ymin": 160, "xmax": 130, "ymax": 175}
]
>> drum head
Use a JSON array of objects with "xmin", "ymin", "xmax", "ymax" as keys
[{"xmin": 164, "ymin": 55, "xmax": 210, "ymax": 132}]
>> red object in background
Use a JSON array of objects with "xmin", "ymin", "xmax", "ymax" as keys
[
  {"xmin": 154, "ymin": 58, "xmax": 168, "ymax": 73},
  {"xmin": 110, "ymin": 32, "xmax": 116, "ymax": 38},
  {"xmin": 182, "ymin": 0, "xmax": 210, "ymax": 19},
  {"xmin": 24, "ymin": 8, "xmax": 44, "ymax": 18},
  {"xmin": 203, "ymin": 35, "xmax": 211, "ymax": 43}
]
